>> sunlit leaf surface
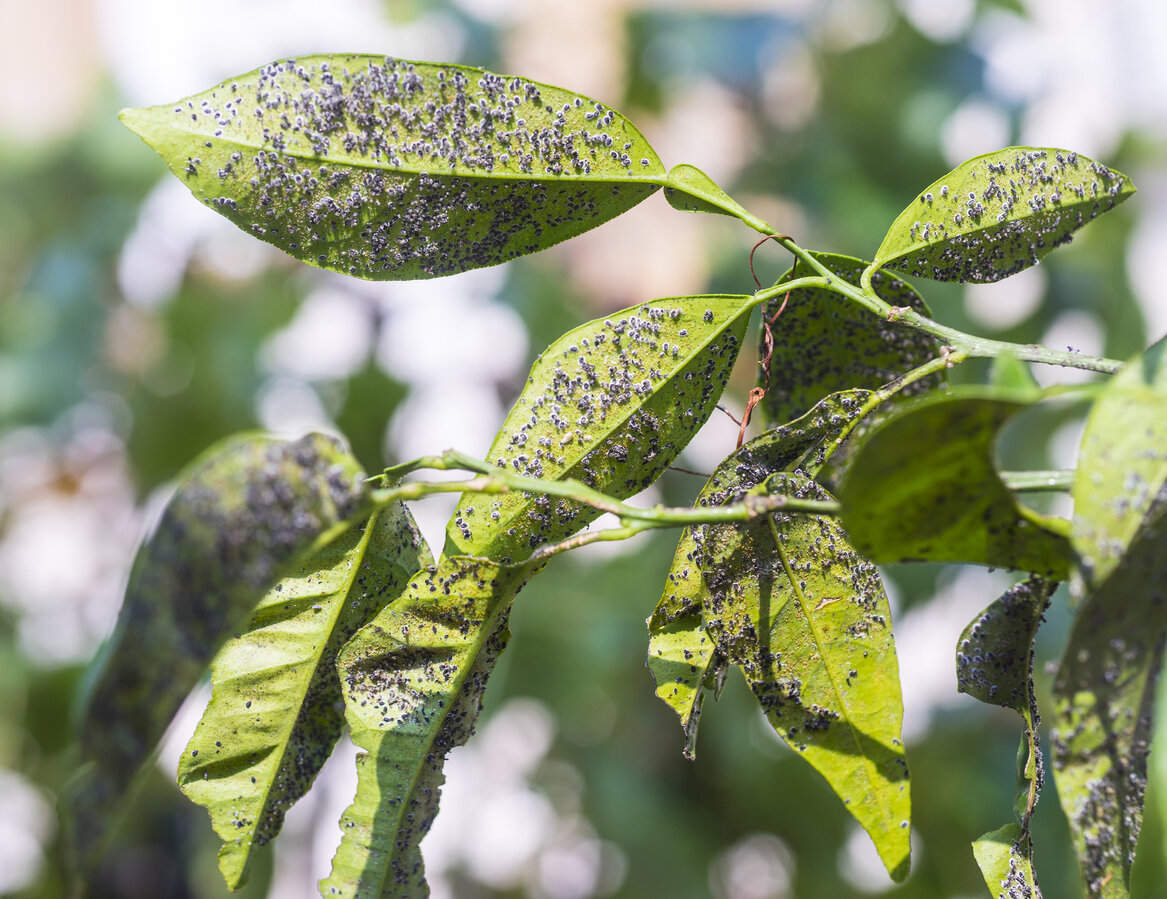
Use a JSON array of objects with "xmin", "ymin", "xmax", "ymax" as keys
[
  {"xmin": 178, "ymin": 503, "xmax": 430, "ymax": 889},
  {"xmin": 648, "ymin": 391, "xmax": 873, "ymax": 756},
  {"xmin": 757, "ymin": 254, "xmax": 942, "ymax": 428},
  {"xmin": 649, "ymin": 397, "xmax": 909, "ymax": 881},
  {"xmin": 873, "ymin": 147, "xmax": 1134, "ymax": 283},
  {"xmin": 1053, "ymin": 337, "xmax": 1167, "ymax": 898},
  {"xmin": 326, "ymin": 556, "xmax": 531, "ymax": 898},
  {"xmin": 63, "ymin": 433, "xmax": 369, "ymax": 881},
  {"xmin": 447, "ymin": 294, "xmax": 755, "ymax": 562},
  {"xmin": 839, "ymin": 390, "xmax": 1073, "ymax": 576},
  {"xmin": 973, "ymin": 824, "xmax": 1042, "ymax": 899},
  {"xmin": 664, "ymin": 163, "xmax": 760, "ymax": 222},
  {"xmin": 120, "ymin": 55, "xmax": 665, "ymax": 280}
]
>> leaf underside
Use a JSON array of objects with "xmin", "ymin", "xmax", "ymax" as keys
[
  {"xmin": 758, "ymin": 253, "xmax": 943, "ymax": 429},
  {"xmin": 62, "ymin": 432, "xmax": 369, "ymax": 881},
  {"xmin": 958, "ymin": 577, "xmax": 1054, "ymax": 897},
  {"xmin": 649, "ymin": 398, "xmax": 909, "ymax": 882},
  {"xmin": 957, "ymin": 577, "xmax": 1053, "ymax": 823},
  {"xmin": 648, "ymin": 390, "xmax": 873, "ymax": 752},
  {"xmin": 446, "ymin": 294, "xmax": 754, "ymax": 561},
  {"xmin": 325, "ymin": 556, "xmax": 531, "ymax": 898},
  {"xmin": 1053, "ymin": 336, "xmax": 1167, "ymax": 898},
  {"xmin": 178, "ymin": 502, "xmax": 430, "ymax": 889},
  {"xmin": 973, "ymin": 823, "xmax": 1042, "ymax": 899},
  {"xmin": 120, "ymin": 55, "xmax": 665, "ymax": 280},
  {"xmin": 874, "ymin": 146, "xmax": 1134, "ymax": 283},
  {"xmin": 839, "ymin": 390, "xmax": 1073, "ymax": 577}
]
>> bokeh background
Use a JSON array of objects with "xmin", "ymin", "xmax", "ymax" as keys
[{"xmin": 2, "ymin": 0, "xmax": 1167, "ymax": 896}]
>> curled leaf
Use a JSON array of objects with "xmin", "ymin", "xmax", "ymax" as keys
[
  {"xmin": 714, "ymin": 473, "xmax": 910, "ymax": 881},
  {"xmin": 973, "ymin": 824, "xmax": 1042, "ymax": 899},
  {"xmin": 838, "ymin": 389, "xmax": 1074, "ymax": 577},
  {"xmin": 648, "ymin": 404, "xmax": 910, "ymax": 881},
  {"xmin": 648, "ymin": 390, "xmax": 874, "ymax": 757},
  {"xmin": 325, "ymin": 556, "xmax": 532, "ymax": 897},
  {"xmin": 873, "ymin": 147, "xmax": 1134, "ymax": 283},
  {"xmin": 63, "ymin": 433, "xmax": 370, "ymax": 882},
  {"xmin": 178, "ymin": 503, "xmax": 430, "ymax": 890},
  {"xmin": 957, "ymin": 577, "xmax": 1054, "ymax": 829},
  {"xmin": 121, "ymin": 55, "xmax": 665, "ymax": 280}
]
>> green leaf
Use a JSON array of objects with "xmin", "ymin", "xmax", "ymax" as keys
[
  {"xmin": 447, "ymin": 294, "xmax": 755, "ymax": 562},
  {"xmin": 325, "ymin": 555, "xmax": 532, "ymax": 898},
  {"xmin": 957, "ymin": 577, "xmax": 1054, "ymax": 826},
  {"xmin": 989, "ymin": 353, "xmax": 1042, "ymax": 396},
  {"xmin": 1070, "ymin": 337, "xmax": 1167, "ymax": 585},
  {"xmin": 972, "ymin": 824, "xmax": 1042, "ymax": 899},
  {"xmin": 712, "ymin": 472, "xmax": 910, "ymax": 881},
  {"xmin": 120, "ymin": 55, "xmax": 665, "ymax": 281},
  {"xmin": 838, "ymin": 389, "xmax": 1074, "ymax": 577},
  {"xmin": 872, "ymin": 147, "xmax": 1135, "ymax": 283},
  {"xmin": 177, "ymin": 502, "xmax": 431, "ymax": 890},
  {"xmin": 648, "ymin": 409, "xmax": 909, "ymax": 880},
  {"xmin": 757, "ymin": 254, "xmax": 944, "ymax": 429},
  {"xmin": 62, "ymin": 433, "xmax": 370, "ymax": 881},
  {"xmin": 663, "ymin": 163, "xmax": 770, "ymax": 231},
  {"xmin": 1052, "ymin": 336, "xmax": 1167, "ymax": 898},
  {"xmin": 646, "ymin": 391, "xmax": 872, "ymax": 758}
]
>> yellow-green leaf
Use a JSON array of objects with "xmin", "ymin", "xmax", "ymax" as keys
[
  {"xmin": 873, "ymin": 147, "xmax": 1134, "ymax": 283},
  {"xmin": 120, "ymin": 55, "xmax": 665, "ymax": 280},
  {"xmin": 178, "ymin": 503, "xmax": 430, "ymax": 890}
]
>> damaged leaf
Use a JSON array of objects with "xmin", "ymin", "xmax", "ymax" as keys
[
  {"xmin": 873, "ymin": 147, "xmax": 1134, "ymax": 283},
  {"xmin": 178, "ymin": 502, "xmax": 430, "ymax": 889},
  {"xmin": 62, "ymin": 432, "xmax": 370, "ymax": 882},
  {"xmin": 757, "ymin": 254, "xmax": 943, "ymax": 429},
  {"xmin": 325, "ymin": 556, "xmax": 532, "ymax": 897},
  {"xmin": 446, "ymin": 294, "xmax": 755, "ymax": 562},
  {"xmin": 121, "ymin": 55, "xmax": 665, "ymax": 280},
  {"xmin": 1053, "ymin": 336, "xmax": 1167, "ymax": 898}
]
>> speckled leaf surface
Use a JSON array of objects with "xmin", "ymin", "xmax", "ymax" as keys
[
  {"xmin": 63, "ymin": 433, "xmax": 369, "ymax": 881},
  {"xmin": 447, "ymin": 295, "xmax": 754, "ymax": 562},
  {"xmin": 708, "ymin": 472, "xmax": 909, "ymax": 881},
  {"xmin": 838, "ymin": 390, "xmax": 1073, "ymax": 577},
  {"xmin": 873, "ymin": 147, "xmax": 1134, "ymax": 283},
  {"xmin": 326, "ymin": 556, "xmax": 531, "ymax": 898},
  {"xmin": 647, "ymin": 390, "xmax": 875, "ymax": 757},
  {"xmin": 957, "ymin": 578, "xmax": 1053, "ymax": 827},
  {"xmin": 1052, "ymin": 337, "xmax": 1167, "ymax": 899},
  {"xmin": 177, "ymin": 503, "xmax": 430, "ymax": 890},
  {"xmin": 757, "ymin": 254, "xmax": 943, "ymax": 428},
  {"xmin": 972, "ymin": 824, "xmax": 1042, "ymax": 899},
  {"xmin": 1070, "ymin": 337, "xmax": 1167, "ymax": 586},
  {"xmin": 120, "ymin": 55, "xmax": 665, "ymax": 280}
]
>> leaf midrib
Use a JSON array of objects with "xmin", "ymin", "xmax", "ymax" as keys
[
  {"xmin": 459, "ymin": 297, "xmax": 753, "ymax": 556},
  {"xmin": 201, "ymin": 510, "xmax": 380, "ymax": 881},
  {"xmin": 139, "ymin": 113, "xmax": 670, "ymax": 187},
  {"xmin": 766, "ymin": 514, "xmax": 896, "ymax": 845}
]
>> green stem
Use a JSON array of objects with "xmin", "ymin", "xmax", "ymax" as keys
[
  {"xmin": 1000, "ymin": 469, "xmax": 1075, "ymax": 493},
  {"xmin": 375, "ymin": 452, "xmax": 840, "ymax": 527},
  {"xmin": 817, "ymin": 351, "xmax": 969, "ymax": 468},
  {"xmin": 750, "ymin": 232, "xmax": 1124, "ymax": 374}
]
